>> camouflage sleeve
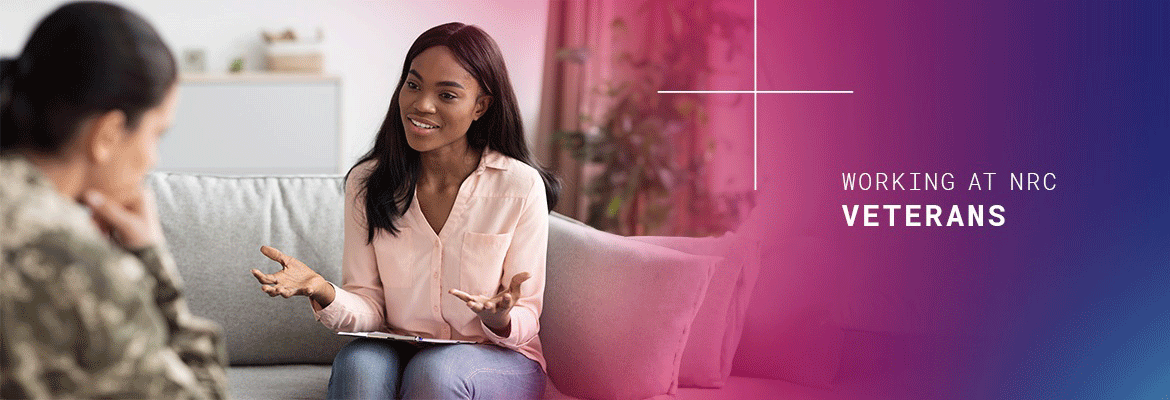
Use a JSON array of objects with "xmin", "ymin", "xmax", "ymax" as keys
[
  {"xmin": 132, "ymin": 244, "xmax": 229, "ymax": 400},
  {"xmin": 1, "ymin": 231, "xmax": 209, "ymax": 399}
]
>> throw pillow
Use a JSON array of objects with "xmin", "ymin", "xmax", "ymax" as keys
[
  {"xmin": 541, "ymin": 215, "xmax": 718, "ymax": 400},
  {"xmin": 631, "ymin": 233, "xmax": 761, "ymax": 388}
]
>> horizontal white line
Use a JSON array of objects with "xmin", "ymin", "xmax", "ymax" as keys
[{"xmin": 658, "ymin": 90, "xmax": 853, "ymax": 94}]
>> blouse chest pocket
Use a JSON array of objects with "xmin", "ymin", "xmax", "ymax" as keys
[
  {"xmin": 372, "ymin": 228, "xmax": 412, "ymax": 289},
  {"xmin": 460, "ymin": 231, "xmax": 513, "ymax": 296}
]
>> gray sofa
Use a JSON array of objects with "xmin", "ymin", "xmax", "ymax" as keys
[{"xmin": 147, "ymin": 172, "xmax": 844, "ymax": 399}]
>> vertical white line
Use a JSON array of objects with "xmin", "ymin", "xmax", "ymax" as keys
[{"xmin": 753, "ymin": 0, "xmax": 758, "ymax": 191}]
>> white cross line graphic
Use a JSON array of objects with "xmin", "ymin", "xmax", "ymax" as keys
[{"xmin": 657, "ymin": 0, "xmax": 854, "ymax": 190}]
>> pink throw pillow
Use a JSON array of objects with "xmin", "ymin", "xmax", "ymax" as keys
[
  {"xmin": 631, "ymin": 233, "xmax": 761, "ymax": 388},
  {"xmin": 541, "ymin": 216, "xmax": 718, "ymax": 400}
]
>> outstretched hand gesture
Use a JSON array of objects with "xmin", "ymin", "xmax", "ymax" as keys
[
  {"xmin": 251, "ymin": 245, "xmax": 335, "ymax": 307},
  {"xmin": 448, "ymin": 272, "xmax": 530, "ymax": 337}
]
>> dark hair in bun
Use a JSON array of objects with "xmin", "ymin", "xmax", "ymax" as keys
[{"xmin": 1, "ymin": 1, "xmax": 176, "ymax": 155}]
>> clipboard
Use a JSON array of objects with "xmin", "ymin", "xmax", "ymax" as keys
[{"xmin": 339, "ymin": 331, "xmax": 479, "ymax": 344}]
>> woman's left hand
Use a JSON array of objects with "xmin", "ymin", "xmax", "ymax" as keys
[
  {"xmin": 83, "ymin": 188, "xmax": 164, "ymax": 251},
  {"xmin": 449, "ymin": 272, "xmax": 530, "ymax": 337}
]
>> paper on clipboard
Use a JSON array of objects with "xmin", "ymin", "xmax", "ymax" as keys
[{"xmin": 339, "ymin": 331, "xmax": 479, "ymax": 344}]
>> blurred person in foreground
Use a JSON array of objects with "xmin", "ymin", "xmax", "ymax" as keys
[{"xmin": 0, "ymin": 2, "xmax": 227, "ymax": 398}]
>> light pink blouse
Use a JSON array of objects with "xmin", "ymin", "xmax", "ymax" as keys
[{"xmin": 312, "ymin": 148, "xmax": 548, "ymax": 369}]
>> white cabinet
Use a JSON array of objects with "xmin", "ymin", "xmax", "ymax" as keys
[{"xmin": 157, "ymin": 74, "xmax": 342, "ymax": 174}]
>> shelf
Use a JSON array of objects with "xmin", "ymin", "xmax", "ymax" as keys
[{"xmin": 160, "ymin": 73, "xmax": 344, "ymax": 174}]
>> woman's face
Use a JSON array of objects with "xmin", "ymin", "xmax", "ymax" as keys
[
  {"xmin": 399, "ymin": 45, "xmax": 492, "ymax": 154},
  {"xmin": 86, "ymin": 84, "xmax": 178, "ymax": 204}
]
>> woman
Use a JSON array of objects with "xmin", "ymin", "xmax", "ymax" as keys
[
  {"xmin": 252, "ymin": 23, "xmax": 559, "ymax": 399},
  {"xmin": 0, "ymin": 2, "xmax": 227, "ymax": 399}
]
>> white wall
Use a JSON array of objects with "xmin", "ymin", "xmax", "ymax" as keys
[{"xmin": 0, "ymin": 0, "xmax": 550, "ymax": 170}]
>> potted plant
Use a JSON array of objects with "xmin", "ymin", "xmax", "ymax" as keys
[{"xmin": 560, "ymin": 0, "xmax": 754, "ymax": 236}]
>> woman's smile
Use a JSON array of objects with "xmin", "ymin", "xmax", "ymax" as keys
[{"xmin": 406, "ymin": 115, "xmax": 441, "ymax": 135}]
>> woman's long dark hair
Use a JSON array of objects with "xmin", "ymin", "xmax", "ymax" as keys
[
  {"xmin": 347, "ymin": 22, "xmax": 560, "ymax": 242},
  {"xmin": 0, "ymin": 1, "xmax": 177, "ymax": 155}
]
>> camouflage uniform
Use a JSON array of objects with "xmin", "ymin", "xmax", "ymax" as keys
[{"xmin": 0, "ymin": 154, "xmax": 228, "ymax": 399}]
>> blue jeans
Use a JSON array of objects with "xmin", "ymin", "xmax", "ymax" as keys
[{"xmin": 327, "ymin": 338, "xmax": 545, "ymax": 400}]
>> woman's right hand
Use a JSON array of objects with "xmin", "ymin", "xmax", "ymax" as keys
[{"xmin": 251, "ymin": 245, "xmax": 335, "ymax": 307}]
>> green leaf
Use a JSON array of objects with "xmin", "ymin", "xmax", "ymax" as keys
[{"xmin": 606, "ymin": 195, "xmax": 623, "ymax": 218}]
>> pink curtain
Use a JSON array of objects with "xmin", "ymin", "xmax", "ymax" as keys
[
  {"xmin": 536, "ymin": 0, "xmax": 754, "ymax": 235},
  {"xmin": 535, "ymin": 0, "xmax": 616, "ymax": 220}
]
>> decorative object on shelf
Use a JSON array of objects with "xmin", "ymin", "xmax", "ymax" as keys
[
  {"xmin": 182, "ymin": 48, "xmax": 206, "ymax": 73},
  {"xmin": 229, "ymin": 57, "xmax": 245, "ymax": 73},
  {"xmin": 262, "ymin": 28, "xmax": 324, "ymax": 73}
]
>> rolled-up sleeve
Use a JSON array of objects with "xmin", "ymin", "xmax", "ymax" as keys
[
  {"xmin": 481, "ymin": 176, "xmax": 547, "ymax": 349},
  {"xmin": 313, "ymin": 163, "xmax": 387, "ymax": 332}
]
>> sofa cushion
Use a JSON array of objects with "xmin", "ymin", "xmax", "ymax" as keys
[
  {"xmin": 542, "ymin": 215, "xmax": 719, "ymax": 400},
  {"xmin": 630, "ymin": 233, "xmax": 761, "ymax": 388},
  {"xmin": 148, "ymin": 172, "xmax": 353, "ymax": 365}
]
